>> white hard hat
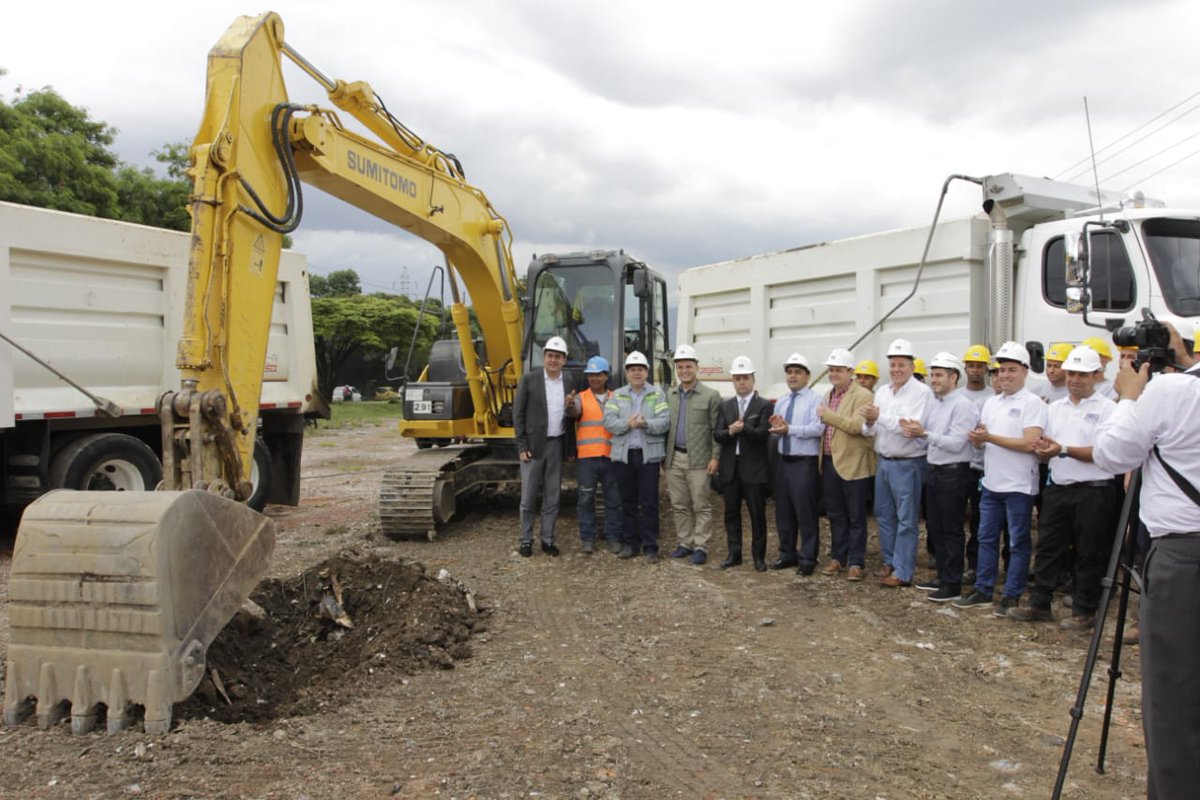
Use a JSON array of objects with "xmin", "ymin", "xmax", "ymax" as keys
[
  {"xmin": 994, "ymin": 340, "xmax": 1031, "ymax": 367},
  {"xmin": 624, "ymin": 350, "xmax": 649, "ymax": 368},
  {"xmin": 544, "ymin": 336, "xmax": 568, "ymax": 355},
  {"xmin": 823, "ymin": 348, "xmax": 856, "ymax": 369},
  {"xmin": 730, "ymin": 355, "xmax": 755, "ymax": 375},
  {"xmin": 673, "ymin": 344, "xmax": 699, "ymax": 362},
  {"xmin": 1062, "ymin": 345, "xmax": 1102, "ymax": 373},
  {"xmin": 783, "ymin": 352, "xmax": 810, "ymax": 371},
  {"xmin": 928, "ymin": 351, "xmax": 963, "ymax": 373},
  {"xmin": 886, "ymin": 338, "xmax": 915, "ymax": 358}
]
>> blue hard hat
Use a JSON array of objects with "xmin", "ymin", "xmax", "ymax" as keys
[{"xmin": 584, "ymin": 355, "xmax": 610, "ymax": 374}]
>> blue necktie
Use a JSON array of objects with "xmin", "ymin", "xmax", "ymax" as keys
[{"xmin": 782, "ymin": 392, "xmax": 799, "ymax": 455}]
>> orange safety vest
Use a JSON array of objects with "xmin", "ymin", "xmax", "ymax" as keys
[{"xmin": 576, "ymin": 389, "xmax": 613, "ymax": 459}]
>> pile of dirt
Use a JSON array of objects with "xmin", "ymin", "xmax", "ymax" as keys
[{"xmin": 177, "ymin": 550, "xmax": 486, "ymax": 724}]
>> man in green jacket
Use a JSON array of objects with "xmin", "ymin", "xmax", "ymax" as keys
[{"xmin": 664, "ymin": 345, "xmax": 721, "ymax": 564}]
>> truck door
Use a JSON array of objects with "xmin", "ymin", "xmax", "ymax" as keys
[
  {"xmin": 1038, "ymin": 229, "xmax": 1137, "ymax": 337},
  {"xmin": 623, "ymin": 270, "xmax": 671, "ymax": 387}
]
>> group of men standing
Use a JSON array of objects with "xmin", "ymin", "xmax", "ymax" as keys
[
  {"xmin": 513, "ymin": 334, "xmax": 1123, "ymax": 629},
  {"xmin": 512, "ymin": 330, "xmax": 1199, "ymax": 798}
]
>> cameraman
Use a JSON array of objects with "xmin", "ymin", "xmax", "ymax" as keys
[{"xmin": 1092, "ymin": 323, "xmax": 1198, "ymax": 799}]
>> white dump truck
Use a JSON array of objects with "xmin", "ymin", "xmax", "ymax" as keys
[
  {"xmin": 0, "ymin": 201, "xmax": 326, "ymax": 511},
  {"xmin": 677, "ymin": 173, "xmax": 1199, "ymax": 396}
]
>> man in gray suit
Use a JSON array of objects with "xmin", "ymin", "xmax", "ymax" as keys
[{"xmin": 514, "ymin": 336, "xmax": 577, "ymax": 557}]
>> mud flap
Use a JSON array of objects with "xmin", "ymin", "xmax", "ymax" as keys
[{"xmin": 2, "ymin": 489, "xmax": 275, "ymax": 734}]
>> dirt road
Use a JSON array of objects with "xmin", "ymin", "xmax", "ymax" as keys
[{"xmin": 0, "ymin": 421, "xmax": 1147, "ymax": 799}]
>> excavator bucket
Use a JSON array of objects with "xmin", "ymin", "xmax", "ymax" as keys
[{"xmin": 2, "ymin": 489, "xmax": 274, "ymax": 734}]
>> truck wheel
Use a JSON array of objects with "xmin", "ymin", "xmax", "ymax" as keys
[
  {"xmin": 49, "ymin": 433, "xmax": 162, "ymax": 493},
  {"xmin": 247, "ymin": 438, "xmax": 274, "ymax": 512}
]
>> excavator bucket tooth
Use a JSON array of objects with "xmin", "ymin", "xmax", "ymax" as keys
[{"xmin": 2, "ymin": 489, "xmax": 274, "ymax": 734}]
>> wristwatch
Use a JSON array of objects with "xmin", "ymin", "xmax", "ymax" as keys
[{"xmin": 1057, "ymin": 450, "xmax": 1069, "ymax": 459}]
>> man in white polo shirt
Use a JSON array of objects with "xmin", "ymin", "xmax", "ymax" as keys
[
  {"xmin": 861, "ymin": 338, "xmax": 933, "ymax": 587},
  {"xmin": 955, "ymin": 341, "xmax": 1047, "ymax": 615},
  {"xmin": 1011, "ymin": 346, "xmax": 1118, "ymax": 627}
]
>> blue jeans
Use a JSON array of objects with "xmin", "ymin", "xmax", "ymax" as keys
[
  {"xmin": 577, "ymin": 456, "xmax": 622, "ymax": 545},
  {"xmin": 874, "ymin": 457, "xmax": 925, "ymax": 582},
  {"xmin": 975, "ymin": 488, "xmax": 1035, "ymax": 599}
]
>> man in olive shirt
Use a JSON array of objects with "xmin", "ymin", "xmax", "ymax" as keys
[{"xmin": 665, "ymin": 345, "xmax": 721, "ymax": 565}]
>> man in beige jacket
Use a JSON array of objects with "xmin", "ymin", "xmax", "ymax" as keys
[{"xmin": 816, "ymin": 348, "xmax": 877, "ymax": 581}]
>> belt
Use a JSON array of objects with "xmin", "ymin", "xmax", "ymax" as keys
[
  {"xmin": 547, "ymin": 435, "xmax": 563, "ymax": 440},
  {"xmin": 1054, "ymin": 479, "xmax": 1114, "ymax": 489},
  {"xmin": 879, "ymin": 454, "xmax": 921, "ymax": 461},
  {"xmin": 674, "ymin": 446, "xmax": 687, "ymax": 453},
  {"xmin": 930, "ymin": 462, "xmax": 972, "ymax": 471},
  {"xmin": 780, "ymin": 455, "xmax": 817, "ymax": 463}
]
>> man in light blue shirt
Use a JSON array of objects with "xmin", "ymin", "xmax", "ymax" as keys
[
  {"xmin": 862, "ymin": 338, "xmax": 933, "ymax": 587},
  {"xmin": 768, "ymin": 352, "xmax": 825, "ymax": 574}
]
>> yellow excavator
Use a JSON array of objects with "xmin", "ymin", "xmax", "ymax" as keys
[{"xmin": 3, "ymin": 12, "xmax": 669, "ymax": 733}]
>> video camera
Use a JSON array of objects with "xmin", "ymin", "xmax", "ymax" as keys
[{"xmin": 1112, "ymin": 308, "xmax": 1174, "ymax": 373}]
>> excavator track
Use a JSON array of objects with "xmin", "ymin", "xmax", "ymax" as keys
[{"xmin": 377, "ymin": 445, "xmax": 519, "ymax": 541}]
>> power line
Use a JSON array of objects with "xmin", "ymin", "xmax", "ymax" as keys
[
  {"xmin": 1055, "ymin": 88, "xmax": 1200, "ymax": 179},
  {"xmin": 1101, "ymin": 129, "xmax": 1200, "ymax": 184},
  {"xmin": 1064, "ymin": 101, "xmax": 1200, "ymax": 184},
  {"xmin": 1119, "ymin": 146, "xmax": 1200, "ymax": 193}
]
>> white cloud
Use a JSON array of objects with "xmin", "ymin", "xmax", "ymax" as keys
[{"xmin": 5, "ymin": 0, "xmax": 1200, "ymax": 308}]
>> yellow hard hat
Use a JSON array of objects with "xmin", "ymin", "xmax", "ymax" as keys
[
  {"xmin": 1082, "ymin": 336, "xmax": 1114, "ymax": 360},
  {"xmin": 913, "ymin": 357, "xmax": 928, "ymax": 377},
  {"xmin": 1045, "ymin": 342, "xmax": 1074, "ymax": 363},
  {"xmin": 854, "ymin": 359, "xmax": 880, "ymax": 378},
  {"xmin": 988, "ymin": 358, "xmax": 1000, "ymax": 371},
  {"xmin": 963, "ymin": 344, "xmax": 991, "ymax": 364}
]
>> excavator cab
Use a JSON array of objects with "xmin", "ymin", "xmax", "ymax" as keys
[{"xmin": 524, "ymin": 250, "xmax": 670, "ymax": 388}]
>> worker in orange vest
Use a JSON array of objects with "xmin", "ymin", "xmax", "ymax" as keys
[{"xmin": 572, "ymin": 356, "xmax": 623, "ymax": 554}]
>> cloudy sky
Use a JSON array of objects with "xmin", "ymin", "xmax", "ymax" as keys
[{"xmin": 5, "ymin": 0, "xmax": 1200, "ymax": 301}]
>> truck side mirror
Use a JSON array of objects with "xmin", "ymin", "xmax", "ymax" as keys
[
  {"xmin": 386, "ymin": 347, "xmax": 398, "ymax": 371},
  {"xmin": 632, "ymin": 267, "xmax": 651, "ymax": 299},
  {"xmin": 1063, "ymin": 231, "xmax": 1090, "ymax": 315}
]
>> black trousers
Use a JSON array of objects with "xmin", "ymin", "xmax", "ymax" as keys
[
  {"xmin": 822, "ymin": 462, "xmax": 871, "ymax": 568},
  {"xmin": 1027, "ymin": 481, "xmax": 1117, "ymax": 614},
  {"xmin": 965, "ymin": 467, "xmax": 983, "ymax": 570},
  {"xmin": 925, "ymin": 462, "xmax": 974, "ymax": 589},
  {"xmin": 1142, "ymin": 534, "xmax": 1200, "ymax": 799},
  {"xmin": 722, "ymin": 463, "xmax": 767, "ymax": 563},
  {"xmin": 775, "ymin": 456, "xmax": 820, "ymax": 567}
]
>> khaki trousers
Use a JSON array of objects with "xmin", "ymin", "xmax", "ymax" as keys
[{"xmin": 665, "ymin": 463, "xmax": 713, "ymax": 550}]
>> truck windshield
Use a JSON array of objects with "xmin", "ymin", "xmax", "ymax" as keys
[{"xmin": 1143, "ymin": 218, "xmax": 1200, "ymax": 316}]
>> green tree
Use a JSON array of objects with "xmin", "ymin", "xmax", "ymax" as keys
[
  {"xmin": 0, "ymin": 87, "xmax": 194, "ymax": 230},
  {"xmin": 114, "ymin": 141, "xmax": 192, "ymax": 231},
  {"xmin": 310, "ymin": 269, "xmax": 362, "ymax": 298},
  {"xmin": 0, "ymin": 87, "xmax": 121, "ymax": 217}
]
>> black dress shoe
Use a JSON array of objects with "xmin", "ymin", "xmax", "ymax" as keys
[
  {"xmin": 754, "ymin": 559, "xmax": 768, "ymax": 572},
  {"xmin": 541, "ymin": 541, "xmax": 560, "ymax": 557},
  {"xmin": 719, "ymin": 556, "xmax": 742, "ymax": 569},
  {"xmin": 769, "ymin": 558, "xmax": 798, "ymax": 570},
  {"xmin": 796, "ymin": 564, "xmax": 815, "ymax": 576},
  {"xmin": 519, "ymin": 542, "xmax": 533, "ymax": 557}
]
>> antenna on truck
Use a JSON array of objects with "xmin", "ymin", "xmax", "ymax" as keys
[{"xmin": 1084, "ymin": 96, "xmax": 1105, "ymax": 223}]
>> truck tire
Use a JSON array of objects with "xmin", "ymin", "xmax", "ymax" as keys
[
  {"xmin": 49, "ymin": 433, "xmax": 163, "ymax": 493},
  {"xmin": 247, "ymin": 438, "xmax": 273, "ymax": 512}
]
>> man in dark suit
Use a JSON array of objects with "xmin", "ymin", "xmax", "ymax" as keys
[
  {"xmin": 713, "ymin": 356, "xmax": 774, "ymax": 571},
  {"xmin": 514, "ymin": 336, "xmax": 577, "ymax": 557}
]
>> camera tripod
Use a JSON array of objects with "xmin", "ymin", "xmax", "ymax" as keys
[{"xmin": 1051, "ymin": 468, "xmax": 1141, "ymax": 798}]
